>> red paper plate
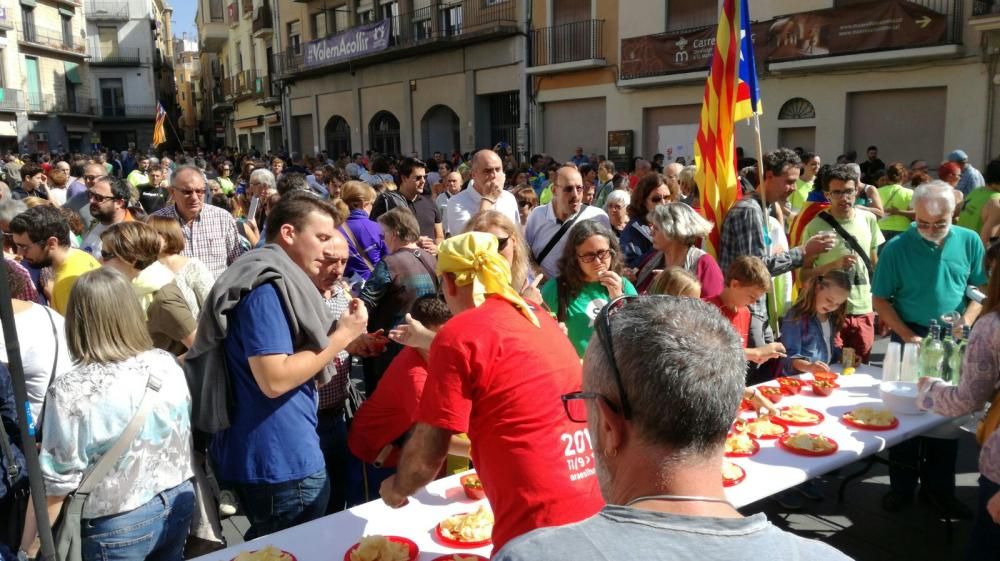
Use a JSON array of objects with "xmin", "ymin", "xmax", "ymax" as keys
[
  {"xmin": 722, "ymin": 462, "xmax": 746, "ymax": 487},
  {"xmin": 430, "ymin": 555, "xmax": 490, "ymax": 561},
  {"xmin": 435, "ymin": 521, "xmax": 493, "ymax": 549},
  {"xmin": 232, "ymin": 551, "xmax": 296, "ymax": 561},
  {"xmin": 343, "ymin": 537, "xmax": 419, "ymax": 561},
  {"xmin": 757, "ymin": 386, "xmax": 784, "ymax": 403},
  {"xmin": 776, "ymin": 377, "xmax": 804, "ymax": 395},
  {"xmin": 724, "ymin": 433, "xmax": 760, "ymax": 457},
  {"xmin": 842, "ymin": 413, "xmax": 900, "ymax": 431},
  {"xmin": 734, "ymin": 418, "xmax": 788, "ymax": 440},
  {"xmin": 773, "ymin": 407, "xmax": 825, "ymax": 427},
  {"xmin": 778, "ymin": 433, "xmax": 839, "ymax": 457}
]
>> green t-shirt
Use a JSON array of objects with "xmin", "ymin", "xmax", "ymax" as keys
[
  {"xmin": 957, "ymin": 186, "xmax": 1000, "ymax": 233},
  {"xmin": 802, "ymin": 209, "xmax": 884, "ymax": 315},
  {"xmin": 872, "ymin": 225, "xmax": 987, "ymax": 327},
  {"xmin": 217, "ymin": 176, "xmax": 235, "ymax": 195},
  {"xmin": 876, "ymin": 184, "xmax": 914, "ymax": 232},
  {"xmin": 539, "ymin": 183, "xmax": 553, "ymax": 205},
  {"xmin": 789, "ymin": 177, "xmax": 815, "ymax": 212},
  {"xmin": 541, "ymin": 278, "xmax": 638, "ymax": 357}
]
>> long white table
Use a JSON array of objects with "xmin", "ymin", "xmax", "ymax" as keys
[
  {"xmin": 725, "ymin": 365, "xmax": 951, "ymax": 507},
  {"xmin": 195, "ymin": 365, "xmax": 951, "ymax": 561}
]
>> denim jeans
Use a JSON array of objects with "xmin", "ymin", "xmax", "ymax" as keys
[
  {"xmin": 233, "ymin": 468, "xmax": 330, "ymax": 540},
  {"xmin": 967, "ymin": 475, "xmax": 1000, "ymax": 561},
  {"xmin": 316, "ymin": 409, "xmax": 349, "ymax": 514},
  {"xmin": 81, "ymin": 479, "xmax": 194, "ymax": 561}
]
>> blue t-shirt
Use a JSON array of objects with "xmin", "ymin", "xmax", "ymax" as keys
[{"xmin": 211, "ymin": 283, "xmax": 325, "ymax": 484}]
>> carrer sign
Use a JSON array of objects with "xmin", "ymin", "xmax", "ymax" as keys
[{"xmin": 303, "ymin": 19, "xmax": 391, "ymax": 69}]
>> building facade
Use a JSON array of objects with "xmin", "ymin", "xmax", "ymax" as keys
[
  {"xmin": 174, "ymin": 34, "xmax": 200, "ymax": 148},
  {"xmin": 273, "ymin": 0, "xmax": 527, "ymax": 160},
  {"xmin": 530, "ymin": 0, "xmax": 1000, "ymax": 172}
]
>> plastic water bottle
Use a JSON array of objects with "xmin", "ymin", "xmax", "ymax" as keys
[{"xmin": 919, "ymin": 323, "xmax": 945, "ymax": 378}]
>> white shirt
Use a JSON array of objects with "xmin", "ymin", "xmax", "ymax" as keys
[
  {"xmin": 446, "ymin": 186, "xmax": 520, "ymax": 236},
  {"xmin": 525, "ymin": 203, "xmax": 610, "ymax": 279},
  {"xmin": 81, "ymin": 223, "xmax": 110, "ymax": 260},
  {"xmin": 0, "ymin": 303, "xmax": 72, "ymax": 423}
]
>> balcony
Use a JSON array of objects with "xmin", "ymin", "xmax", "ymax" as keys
[
  {"xmin": 0, "ymin": 8, "xmax": 14, "ymax": 30},
  {"xmin": 26, "ymin": 93, "xmax": 94, "ymax": 115},
  {"xmin": 223, "ymin": 69, "xmax": 266, "ymax": 101},
  {"xmin": 972, "ymin": 0, "xmax": 1000, "ymax": 31},
  {"xmin": 274, "ymin": 0, "xmax": 518, "ymax": 79},
  {"xmin": 89, "ymin": 47, "xmax": 145, "ymax": 66},
  {"xmin": 256, "ymin": 74, "xmax": 280, "ymax": 107},
  {"xmin": 86, "ymin": 2, "xmax": 129, "ymax": 20},
  {"xmin": 252, "ymin": 2, "xmax": 273, "ymax": 39},
  {"xmin": 527, "ymin": 19, "xmax": 604, "ymax": 74},
  {"xmin": 96, "ymin": 104, "xmax": 157, "ymax": 120},
  {"xmin": 241, "ymin": 0, "xmax": 253, "ymax": 18},
  {"xmin": 0, "ymin": 88, "xmax": 24, "ymax": 112},
  {"xmin": 619, "ymin": 0, "xmax": 963, "ymax": 85},
  {"xmin": 18, "ymin": 25, "xmax": 87, "ymax": 57}
]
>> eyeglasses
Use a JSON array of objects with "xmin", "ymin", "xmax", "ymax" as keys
[
  {"xmin": 496, "ymin": 236, "xmax": 510, "ymax": 252},
  {"xmin": 826, "ymin": 189, "xmax": 856, "ymax": 199},
  {"xmin": 561, "ymin": 185, "xmax": 584, "ymax": 194},
  {"xmin": 87, "ymin": 191, "xmax": 117, "ymax": 203},
  {"xmin": 83, "ymin": 174, "xmax": 101, "ymax": 181},
  {"xmin": 561, "ymin": 391, "xmax": 620, "ymax": 423},
  {"xmin": 410, "ymin": 175, "xmax": 426, "ymax": 181},
  {"xmin": 607, "ymin": 203, "xmax": 623, "ymax": 211},
  {"xmin": 577, "ymin": 248, "xmax": 615, "ymax": 263},
  {"xmin": 176, "ymin": 189, "xmax": 206, "ymax": 197},
  {"xmin": 916, "ymin": 219, "xmax": 950, "ymax": 231},
  {"xmin": 594, "ymin": 294, "xmax": 642, "ymax": 420},
  {"xmin": 100, "ymin": 249, "xmax": 116, "ymax": 261},
  {"xmin": 648, "ymin": 195, "xmax": 666, "ymax": 204},
  {"xmin": 518, "ymin": 200, "xmax": 534, "ymax": 208}
]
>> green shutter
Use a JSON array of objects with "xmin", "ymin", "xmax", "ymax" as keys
[
  {"xmin": 19, "ymin": 0, "xmax": 36, "ymax": 8},
  {"xmin": 63, "ymin": 61, "xmax": 82, "ymax": 84}
]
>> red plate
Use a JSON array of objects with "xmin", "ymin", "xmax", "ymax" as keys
[
  {"xmin": 724, "ymin": 433, "xmax": 760, "ymax": 457},
  {"xmin": 842, "ymin": 413, "xmax": 900, "ymax": 431},
  {"xmin": 430, "ymin": 556, "xmax": 490, "ymax": 561},
  {"xmin": 734, "ymin": 418, "xmax": 788, "ymax": 440},
  {"xmin": 722, "ymin": 462, "xmax": 746, "ymax": 487},
  {"xmin": 778, "ymin": 433, "xmax": 839, "ymax": 457},
  {"xmin": 343, "ymin": 537, "xmax": 419, "ymax": 561},
  {"xmin": 232, "ymin": 551, "xmax": 296, "ymax": 561},
  {"xmin": 435, "ymin": 521, "xmax": 493, "ymax": 549},
  {"xmin": 773, "ymin": 407, "xmax": 825, "ymax": 427},
  {"xmin": 776, "ymin": 377, "xmax": 804, "ymax": 395}
]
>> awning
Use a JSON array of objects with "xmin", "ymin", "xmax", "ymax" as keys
[
  {"xmin": 19, "ymin": 0, "xmax": 36, "ymax": 8},
  {"xmin": 264, "ymin": 112, "xmax": 281, "ymax": 125},
  {"xmin": 63, "ymin": 62, "xmax": 82, "ymax": 84},
  {"xmin": 235, "ymin": 116, "xmax": 260, "ymax": 129},
  {"xmin": 0, "ymin": 117, "xmax": 16, "ymax": 137},
  {"xmin": 57, "ymin": 7, "xmax": 74, "ymax": 17}
]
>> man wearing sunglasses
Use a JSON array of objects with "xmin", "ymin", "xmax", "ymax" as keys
[
  {"xmin": 81, "ymin": 176, "xmax": 134, "ymax": 260},
  {"xmin": 495, "ymin": 296, "xmax": 851, "ymax": 561}
]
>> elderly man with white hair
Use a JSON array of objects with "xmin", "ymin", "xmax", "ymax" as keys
[{"xmin": 873, "ymin": 179, "xmax": 987, "ymax": 518}]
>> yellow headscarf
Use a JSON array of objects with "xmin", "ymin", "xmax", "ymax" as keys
[{"xmin": 437, "ymin": 231, "xmax": 540, "ymax": 327}]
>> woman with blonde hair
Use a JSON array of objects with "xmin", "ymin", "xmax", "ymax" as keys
[
  {"xmin": 336, "ymin": 180, "xmax": 388, "ymax": 288},
  {"xmin": 145, "ymin": 215, "xmax": 215, "ymax": 319},
  {"xmin": 462, "ymin": 210, "xmax": 541, "ymax": 301},
  {"xmin": 38, "ymin": 267, "xmax": 194, "ymax": 561},
  {"xmin": 648, "ymin": 266, "xmax": 702, "ymax": 298}
]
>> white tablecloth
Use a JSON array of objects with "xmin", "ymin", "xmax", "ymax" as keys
[
  {"xmin": 195, "ymin": 365, "xmax": 949, "ymax": 561},
  {"xmin": 725, "ymin": 365, "xmax": 950, "ymax": 507}
]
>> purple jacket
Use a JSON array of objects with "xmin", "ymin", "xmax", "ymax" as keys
[{"xmin": 340, "ymin": 209, "xmax": 389, "ymax": 282}]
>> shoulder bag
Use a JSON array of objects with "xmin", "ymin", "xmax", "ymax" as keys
[
  {"xmin": 817, "ymin": 211, "xmax": 873, "ymax": 278},
  {"xmin": 55, "ymin": 373, "xmax": 162, "ymax": 561},
  {"xmin": 34, "ymin": 305, "xmax": 60, "ymax": 438},
  {"xmin": 341, "ymin": 225, "xmax": 376, "ymax": 273},
  {"xmin": 534, "ymin": 211, "xmax": 583, "ymax": 266}
]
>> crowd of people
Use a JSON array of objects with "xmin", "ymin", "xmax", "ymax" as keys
[{"xmin": 0, "ymin": 140, "xmax": 997, "ymax": 561}]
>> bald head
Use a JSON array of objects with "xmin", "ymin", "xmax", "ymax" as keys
[
  {"xmin": 471, "ymin": 150, "xmax": 504, "ymax": 196},
  {"xmin": 552, "ymin": 166, "xmax": 584, "ymax": 220},
  {"xmin": 664, "ymin": 163, "xmax": 683, "ymax": 200}
]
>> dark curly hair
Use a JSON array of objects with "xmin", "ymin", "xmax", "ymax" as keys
[{"xmin": 553, "ymin": 220, "xmax": 624, "ymax": 321}]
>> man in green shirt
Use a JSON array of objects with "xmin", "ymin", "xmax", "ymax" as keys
[
  {"xmin": 802, "ymin": 164, "xmax": 883, "ymax": 362},
  {"xmin": 959, "ymin": 158, "xmax": 1000, "ymax": 246},
  {"xmin": 126, "ymin": 156, "xmax": 150, "ymax": 189}
]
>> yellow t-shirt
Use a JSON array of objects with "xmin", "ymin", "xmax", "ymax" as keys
[
  {"xmin": 51, "ymin": 248, "xmax": 101, "ymax": 314},
  {"xmin": 876, "ymin": 183, "xmax": 914, "ymax": 233},
  {"xmin": 789, "ymin": 177, "xmax": 814, "ymax": 212}
]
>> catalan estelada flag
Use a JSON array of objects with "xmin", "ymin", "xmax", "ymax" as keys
[
  {"xmin": 695, "ymin": 0, "xmax": 761, "ymax": 257},
  {"xmin": 152, "ymin": 102, "xmax": 167, "ymax": 147}
]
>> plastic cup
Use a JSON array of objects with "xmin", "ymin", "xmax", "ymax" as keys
[
  {"xmin": 900, "ymin": 342, "xmax": 920, "ymax": 382},
  {"xmin": 883, "ymin": 342, "xmax": 902, "ymax": 383}
]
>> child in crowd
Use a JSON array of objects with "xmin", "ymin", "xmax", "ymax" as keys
[
  {"xmin": 779, "ymin": 270, "xmax": 852, "ymax": 376},
  {"xmin": 706, "ymin": 256, "xmax": 786, "ymax": 366},
  {"xmin": 648, "ymin": 267, "xmax": 701, "ymax": 298},
  {"xmin": 347, "ymin": 295, "xmax": 470, "ymax": 504}
]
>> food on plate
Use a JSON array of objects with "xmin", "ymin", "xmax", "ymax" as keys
[
  {"xmin": 778, "ymin": 405, "xmax": 821, "ymax": 424},
  {"xmin": 233, "ymin": 547, "xmax": 293, "ymax": 561},
  {"xmin": 349, "ymin": 536, "xmax": 411, "ymax": 561},
  {"xmin": 742, "ymin": 417, "xmax": 786, "ymax": 438},
  {"xmin": 776, "ymin": 377, "xmax": 803, "ymax": 394},
  {"xmin": 460, "ymin": 473, "xmax": 486, "ymax": 500},
  {"xmin": 813, "ymin": 371, "xmax": 839, "ymax": 383},
  {"xmin": 438, "ymin": 505, "xmax": 494, "ymax": 543},
  {"xmin": 722, "ymin": 460, "xmax": 744, "ymax": 485},
  {"xmin": 809, "ymin": 380, "xmax": 838, "ymax": 396},
  {"xmin": 725, "ymin": 432, "xmax": 756, "ymax": 455},
  {"xmin": 844, "ymin": 407, "xmax": 897, "ymax": 427},
  {"xmin": 785, "ymin": 432, "xmax": 836, "ymax": 453},
  {"xmin": 758, "ymin": 386, "xmax": 783, "ymax": 403}
]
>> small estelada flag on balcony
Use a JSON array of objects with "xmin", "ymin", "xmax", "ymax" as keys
[{"xmin": 152, "ymin": 102, "xmax": 167, "ymax": 147}]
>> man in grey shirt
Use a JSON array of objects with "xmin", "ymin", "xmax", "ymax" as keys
[{"xmin": 494, "ymin": 296, "xmax": 853, "ymax": 561}]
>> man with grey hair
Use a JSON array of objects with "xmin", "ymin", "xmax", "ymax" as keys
[
  {"xmin": 663, "ymin": 162, "xmax": 684, "ymax": 201},
  {"xmin": 446, "ymin": 149, "xmax": 519, "ymax": 235},
  {"xmin": 152, "ymin": 165, "xmax": 244, "ymax": 278},
  {"xmin": 873, "ymin": 179, "xmax": 986, "ymax": 517},
  {"xmin": 495, "ymin": 296, "xmax": 852, "ymax": 561}
]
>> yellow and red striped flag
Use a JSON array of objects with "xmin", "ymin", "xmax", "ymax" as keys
[
  {"xmin": 152, "ymin": 102, "xmax": 167, "ymax": 146},
  {"xmin": 695, "ymin": 0, "xmax": 762, "ymax": 257}
]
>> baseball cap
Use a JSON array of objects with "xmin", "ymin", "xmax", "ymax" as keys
[
  {"xmin": 947, "ymin": 150, "xmax": 968, "ymax": 162},
  {"xmin": 345, "ymin": 163, "xmax": 361, "ymax": 178}
]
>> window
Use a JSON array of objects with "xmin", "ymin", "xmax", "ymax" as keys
[
  {"xmin": 288, "ymin": 20, "xmax": 301, "ymax": 54},
  {"xmin": 21, "ymin": 7, "xmax": 34, "ymax": 42},
  {"xmin": 100, "ymin": 78, "xmax": 125, "ymax": 117},
  {"xmin": 356, "ymin": 0, "xmax": 375, "ymax": 24},
  {"xmin": 311, "ymin": 11, "xmax": 328, "ymax": 39},
  {"xmin": 665, "ymin": 0, "xmax": 715, "ymax": 31},
  {"xmin": 234, "ymin": 41, "xmax": 242, "ymax": 71},
  {"xmin": 209, "ymin": 0, "xmax": 224, "ymax": 20},
  {"xmin": 97, "ymin": 26, "xmax": 118, "ymax": 57},
  {"xmin": 333, "ymin": 5, "xmax": 350, "ymax": 32},
  {"xmin": 61, "ymin": 15, "xmax": 73, "ymax": 47}
]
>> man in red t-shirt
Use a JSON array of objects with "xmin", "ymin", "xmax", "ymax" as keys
[
  {"xmin": 705, "ymin": 256, "xmax": 785, "ymax": 366},
  {"xmin": 380, "ymin": 232, "xmax": 604, "ymax": 552}
]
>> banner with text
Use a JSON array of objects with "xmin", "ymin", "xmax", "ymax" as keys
[
  {"xmin": 620, "ymin": 0, "xmax": 947, "ymax": 79},
  {"xmin": 304, "ymin": 19, "xmax": 391, "ymax": 69}
]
